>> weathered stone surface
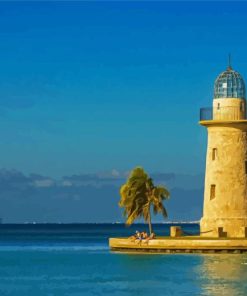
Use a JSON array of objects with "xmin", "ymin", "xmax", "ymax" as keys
[
  {"xmin": 200, "ymin": 98, "xmax": 247, "ymax": 238},
  {"xmin": 170, "ymin": 226, "xmax": 182, "ymax": 237},
  {"xmin": 109, "ymin": 237, "xmax": 247, "ymax": 253}
]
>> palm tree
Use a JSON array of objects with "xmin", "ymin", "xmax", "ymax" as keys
[{"xmin": 119, "ymin": 167, "xmax": 170, "ymax": 235}]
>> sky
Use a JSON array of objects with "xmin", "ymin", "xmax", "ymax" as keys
[{"xmin": 0, "ymin": 1, "xmax": 246, "ymax": 222}]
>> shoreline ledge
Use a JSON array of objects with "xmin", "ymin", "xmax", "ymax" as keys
[{"xmin": 109, "ymin": 237, "xmax": 247, "ymax": 253}]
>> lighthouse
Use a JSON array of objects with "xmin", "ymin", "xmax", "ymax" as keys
[
  {"xmin": 110, "ymin": 59, "xmax": 247, "ymax": 253},
  {"xmin": 200, "ymin": 61, "xmax": 247, "ymax": 238}
]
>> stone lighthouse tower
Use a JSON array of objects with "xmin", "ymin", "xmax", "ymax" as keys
[{"xmin": 200, "ymin": 62, "xmax": 247, "ymax": 238}]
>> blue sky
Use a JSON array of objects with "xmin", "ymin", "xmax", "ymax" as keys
[
  {"xmin": 0, "ymin": 1, "xmax": 246, "ymax": 222},
  {"xmin": 0, "ymin": 1, "xmax": 247, "ymax": 178}
]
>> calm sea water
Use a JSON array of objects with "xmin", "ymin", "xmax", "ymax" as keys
[{"xmin": 0, "ymin": 223, "xmax": 246, "ymax": 296}]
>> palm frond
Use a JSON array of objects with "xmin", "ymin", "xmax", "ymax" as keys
[
  {"xmin": 160, "ymin": 205, "xmax": 168, "ymax": 218},
  {"xmin": 126, "ymin": 208, "xmax": 141, "ymax": 225},
  {"xmin": 118, "ymin": 166, "xmax": 170, "ymax": 227},
  {"xmin": 156, "ymin": 185, "xmax": 170, "ymax": 200},
  {"xmin": 142, "ymin": 201, "xmax": 150, "ymax": 221}
]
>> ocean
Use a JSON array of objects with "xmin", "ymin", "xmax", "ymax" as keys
[{"xmin": 0, "ymin": 223, "xmax": 246, "ymax": 296}]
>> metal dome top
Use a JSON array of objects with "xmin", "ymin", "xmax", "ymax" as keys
[{"xmin": 214, "ymin": 64, "xmax": 246, "ymax": 100}]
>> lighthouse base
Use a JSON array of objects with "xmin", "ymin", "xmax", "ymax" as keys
[{"xmin": 200, "ymin": 217, "xmax": 247, "ymax": 238}]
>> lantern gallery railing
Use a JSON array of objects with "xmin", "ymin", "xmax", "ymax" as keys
[{"xmin": 200, "ymin": 106, "xmax": 247, "ymax": 121}]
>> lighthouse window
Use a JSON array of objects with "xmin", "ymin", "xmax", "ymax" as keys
[
  {"xmin": 210, "ymin": 185, "xmax": 216, "ymax": 200},
  {"xmin": 212, "ymin": 148, "xmax": 217, "ymax": 160}
]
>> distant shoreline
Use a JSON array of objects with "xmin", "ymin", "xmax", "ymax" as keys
[{"xmin": 0, "ymin": 222, "xmax": 199, "ymax": 225}]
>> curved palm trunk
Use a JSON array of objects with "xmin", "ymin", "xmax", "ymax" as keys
[{"xmin": 148, "ymin": 207, "xmax": 153, "ymax": 235}]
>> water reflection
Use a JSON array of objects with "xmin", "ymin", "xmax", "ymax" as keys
[
  {"xmin": 196, "ymin": 254, "xmax": 247, "ymax": 296},
  {"xmin": 110, "ymin": 252, "xmax": 247, "ymax": 295}
]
